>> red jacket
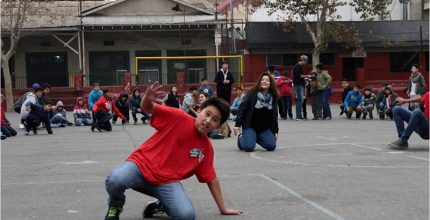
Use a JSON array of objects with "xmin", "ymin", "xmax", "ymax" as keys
[
  {"xmin": 276, "ymin": 76, "xmax": 293, "ymax": 96},
  {"xmin": 1, "ymin": 108, "xmax": 9, "ymax": 125},
  {"xmin": 93, "ymin": 95, "xmax": 126, "ymax": 121}
]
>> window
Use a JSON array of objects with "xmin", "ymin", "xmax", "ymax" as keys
[
  {"xmin": 89, "ymin": 51, "xmax": 129, "ymax": 85},
  {"xmin": 166, "ymin": 50, "xmax": 207, "ymax": 84},
  {"xmin": 390, "ymin": 52, "xmax": 419, "ymax": 72},
  {"xmin": 266, "ymin": 54, "xmax": 282, "ymax": 66},
  {"xmin": 136, "ymin": 50, "xmax": 162, "ymax": 85}
]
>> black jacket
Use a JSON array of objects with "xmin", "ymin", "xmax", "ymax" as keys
[
  {"xmin": 214, "ymin": 69, "xmax": 235, "ymax": 95},
  {"xmin": 292, "ymin": 63, "xmax": 305, "ymax": 86},
  {"xmin": 234, "ymin": 92, "xmax": 279, "ymax": 134},
  {"xmin": 165, "ymin": 93, "xmax": 180, "ymax": 108},
  {"xmin": 29, "ymin": 103, "xmax": 52, "ymax": 133},
  {"xmin": 342, "ymin": 86, "xmax": 353, "ymax": 102}
]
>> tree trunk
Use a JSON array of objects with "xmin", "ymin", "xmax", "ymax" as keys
[
  {"xmin": 312, "ymin": 48, "xmax": 321, "ymax": 71},
  {"xmin": 1, "ymin": 56, "xmax": 14, "ymax": 112}
]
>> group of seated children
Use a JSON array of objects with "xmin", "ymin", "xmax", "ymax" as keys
[{"xmin": 340, "ymin": 80, "xmax": 400, "ymax": 120}]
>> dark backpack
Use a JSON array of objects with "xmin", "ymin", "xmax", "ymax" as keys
[{"xmin": 13, "ymin": 92, "xmax": 31, "ymax": 113}]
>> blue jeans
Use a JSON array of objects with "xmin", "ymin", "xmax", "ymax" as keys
[
  {"xmin": 239, "ymin": 128, "xmax": 276, "ymax": 152},
  {"xmin": 321, "ymin": 88, "xmax": 332, "ymax": 118},
  {"xmin": 75, "ymin": 118, "xmax": 93, "ymax": 126},
  {"xmin": 294, "ymin": 85, "xmax": 304, "ymax": 119},
  {"xmin": 393, "ymin": 106, "xmax": 429, "ymax": 142},
  {"xmin": 105, "ymin": 161, "xmax": 196, "ymax": 220},
  {"xmin": 50, "ymin": 114, "xmax": 69, "ymax": 125}
]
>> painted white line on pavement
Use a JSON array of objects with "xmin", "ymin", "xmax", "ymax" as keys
[
  {"xmin": 259, "ymin": 174, "xmax": 346, "ymax": 220},
  {"xmin": 350, "ymin": 143, "xmax": 382, "ymax": 151},
  {"xmin": 408, "ymin": 156, "xmax": 430, "ymax": 162},
  {"xmin": 2, "ymin": 179, "xmax": 104, "ymax": 186},
  {"xmin": 316, "ymin": 136, "xmax": 337, "ymax": 142}
]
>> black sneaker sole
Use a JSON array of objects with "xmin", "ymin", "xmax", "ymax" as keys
[{"xmin": 387, "ymin": 143, "xmax": 408, "ymax": 150}]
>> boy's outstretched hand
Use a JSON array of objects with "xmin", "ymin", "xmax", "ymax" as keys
[
  {"xmin": 220, "ymin": 208, "xmax": 243, "ymax": 215},
  {"xmin": 142, "ymin": 82, "xmax": 166, "ymax": 114}
]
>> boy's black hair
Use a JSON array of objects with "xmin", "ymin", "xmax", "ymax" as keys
[
  {"xmin": 316, "ymin": 63, "xmax": 325, "ymax": 69},
  {"xmin": 44, "ymin": 99, "xmax": 53, "ymax": 106},
  {"xmin": 42, "ymin": 83, "xmax": 51, "ymax": 89},
  {"xmin": 342, "ymin": 78, "xmax": 349, "ymax": 82},
  {"xmin": 201, "ymin": 77, "xmax": 207, "ymax": 82},
  {"xmin": 364, "ymin": 86, "xmax": 372, "ymax": 91},
  {"xmin": 200, "ymin": 97, "xmax": 230, "ymax": 124},
  {"xmin": 268, "ymin": 64, "xmax": 275, "ymax": 71},
  {"xmin": 411, "ymin": 64, "xmax": 420, "ymax": 69},
  {"xmin": 235, "ymin": 87, "xmax": 242, "ymax": 91},
  {"xmin": 189, "ymin": 86, "xmax": 197, "ymax": 92},
  {"xmin": 93, "ymin": 82, "xmax": 100, "ymax": 87},
  {"xmin": 34, "ymin": 87, "xmax": 43, "ymax": 93},
  {"xmin": 103, "ymin": 89, "xmax": 112, "ymax": 94},
  {"xmin": 353, "ymin": 84, "xmax": 361, "ymax": 89},
  {"xmin": 221, "ymin": 60, "xmax": 229, "ymax": 65}
]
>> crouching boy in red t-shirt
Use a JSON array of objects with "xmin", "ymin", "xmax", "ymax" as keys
[{"xmin": 104, "ymin": 82, "xmax": 242, "ymax": 220}]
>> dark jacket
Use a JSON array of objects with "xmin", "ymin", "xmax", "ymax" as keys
[
  {"xmin": 165, "ymin": 92, "xmax": 180, "ymax": 108},
  {"xmin": 129, "ymin": 94, "xmax": 142, "ymax": 111},
  {"xmin": 292, "ymin": 63, "xmax": 305, "ymax": 86},
  {"xmin": 215, "ymin": 69, "xmax": 235, "ymax": 100},
  {"xmin": 234, "ymin": 92, "xmax": 279, "ymax": 134},
  {"xmin": 342, "ymin": 86, "xmax": 353, "ymax": 102},
  {"xmin": 28, "ymin": 103, "xmax": 52, "ymax": 133},
  {"xmin": 115, "ymin": 93, "xmax": 130, "ymax": 115}
]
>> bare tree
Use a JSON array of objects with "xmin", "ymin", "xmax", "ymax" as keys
[
  {"xmin": 1, "ymin": 1, "xmax": 50, "ymax": 112},
  {"xmin": 249, "ymin": 0, "xmax": 392, "ymax": 68}
]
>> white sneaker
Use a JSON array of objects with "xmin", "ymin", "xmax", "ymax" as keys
[{"xmin": 19, "ymin": 124, "xmax": 25, "ymax": 129}]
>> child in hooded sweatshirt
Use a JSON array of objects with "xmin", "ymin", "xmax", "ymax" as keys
[
  {"xmin": 379, "ymin": 85, "xmax": 399, "ymax": 120},
  {"xmin": 361, "ymin": 87, "xmax": 376, "ymax": 119},
  {"xmin": 112, "ymin": 93, "xmax": 130, "ymax": 125},
  {"xmin": 91, "ymin": 89, "xmax": 126, "ymax": 132},
  {"xmin": 50, "ymin": 101, "xmax": 73, "ymax": 127},
  {"xmin": 25, "ymin": 101, "xmax": 53, "ymax": 135},
  {"xmin": 1, "ymin": 94, "xmax": 17, "ymax": 138},
  {"xmin": 73, "ymin": 97, "xmax": 93, "ymax": 126},
  {"xmin": 129, "ymin": 88, "xmax": 150, "ymax": 124},
  {"xmin": 344, "ymin": 84, "xmax": 363, "ymax": 120}
]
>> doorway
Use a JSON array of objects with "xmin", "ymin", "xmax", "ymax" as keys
[
  {"xmin": 342, "ymin": 58, "xmax": 363, "ymax": 81},
  {"xmin": 26, "ymin": 52, "xmax": 68, "ymax": 87}
]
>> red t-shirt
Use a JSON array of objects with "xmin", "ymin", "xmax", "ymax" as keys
[
  {"xmin": 127, "ymin": 105, "xmax": 216, "ymax": 185},
  {"xmin": 420, "ymin": 92, "xmax": 429, "ymax": 119}
]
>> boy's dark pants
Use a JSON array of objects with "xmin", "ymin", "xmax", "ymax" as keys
[
  {"xmin": 131, "ymin": 109, "xmax": 149, "ymax": 122},
  {"xmin": 94, "ymin": 111, "xmax": 113, "ymax": 131},
  {"xmin": 1, "ymin": 125, "xmax": 17, "ymax": 137},
  {"xmin": 25, "ymin": 114, "xmax": 41, "ymax": 132}
]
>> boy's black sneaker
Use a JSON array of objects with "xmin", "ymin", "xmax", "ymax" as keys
[
  {"xmin": 67, "ymin": 122, "xmax": 73, "ymax": 126},
  {"xmin": 104, "ymin": 206, "xmax": 122, "ymax": 220},
  {"xmin": 91, "ymin": 124, "xmax": 95, "ymax": 132},
  {"xmin": 143, "ymin": 200, "xmax": 165, "ymax": 218},
  {"xmin": 388, "ymin": 139, "xmax": 408, "ymax": 150},
  {"xmin": 141, "ymin": 117, "xmax": 147, "ymax": 125},
  {"xmin": 339, "ymin": 110, "xmax": 344, "ymax": 116},
  {"xmin": 1, "ymin": 134, "xmax": 7, "ymax": 140}
]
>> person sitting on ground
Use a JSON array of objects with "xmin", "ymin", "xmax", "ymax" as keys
[
  {"xmin": 112, "ymin": 93, "xmax": 130, "ymax": 125},
  {"xmin": 387, "ymin": 91, "xmax": 429, "ymax": 150},
  {"xmin": 198, "ymin": 77, "xmax": 213, "ymax": 97},
  {"xmin": 91, "ymin": 89, "xmax": 127, "ymax": 132},
  {"xmin": 88, "ymin": 83, "xmax": 103, "ymax": 113},
  {"xmin": 24, "ymin": 100, "xmax": 53, "ymax": 135},
  {"xmin": 361, "ymin": 87, "xmax": 376, "ymax": 119},
  {"xmin": 1, "ymin": 94, "xmax": 17, "ymax": 138},
  {"xmin": 230, "ymin": 87, "xmax": 244, "ymax": 120},
  {"xmin": 73, "ymin": 97, "xmax": 93, "ymax": 126},
  {"xmin": 130, "ymin": 88, "xmax": 150, "ymax": 125},
  {"xmin": 163, "ymin": 86, "xmax": 180, "ymax": 108},
  {"xmin": 182, "ymin": 86, "xmax": 199, "ymax": 117},
  {"xmin": 103, "ymin": 82, "xmax": 242, "ymax": 220},
  {"xmin": 340, "ymin": 79, "xmax": 353, "ymax": 116},
  {"xmin": 19, "ymin": 86, "xmax": 44, "ymax": 128},
  {"xmin": 379, "ymin": 85, "xmax": 399, "ymax": 120},
  {"xmin": 234, "ymin": 72, "xmax": 279, "ymax": 152},
  {"xmin": 344, "ymin": 84, "xmax": 363, "ymax": 120},
  {"xmin": 50, "ymin": 101, "xmax": 73, "ymax": 127}
]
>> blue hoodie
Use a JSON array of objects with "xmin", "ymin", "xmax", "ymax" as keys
[
  {"xmin": 344, "ymin": 90, "xmax": 363, "ymax": 107},
  {"xmin": 88, "ymin": 89, "xmax": 103, "ymax": 110}
]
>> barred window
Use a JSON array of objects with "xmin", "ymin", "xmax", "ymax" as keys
[{"xmin": 389, "ymin": 52, "xmax": 419, "ymax": 72}]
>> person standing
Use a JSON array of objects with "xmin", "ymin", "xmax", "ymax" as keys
[
  {"xmin": 292, "ymin": 55, "xmax": 310, "ymax": 120},
  {"xmin": 88, "ymin": 83, "xmax": 103, "ymax": 111},
  {"xmin": 315, "ymin": 64, "xmax": 332, "ymax": 120},
  {"xmin": 215, "ymin": 61, "xmax": 235, "ymax": 103},
  {"xmin": 406, "ymin": 64, "xmax": 426, "ymax": 110},
  {"xmin": 234, "ymin": 72, "xmax": 279, "ymax": 152}
]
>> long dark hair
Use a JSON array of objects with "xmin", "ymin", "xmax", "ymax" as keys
[{"xmin": 248, "ymin": 72, "xmax": 280, "ymax": 103}]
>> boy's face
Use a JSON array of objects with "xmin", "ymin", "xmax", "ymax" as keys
[
  {"xmin": 364, "ymin": 90, "xmax": 371, "ymax": 95},
  {"xmin": 353, "ymin": 87, "xmax": 359, "ymax": 93},
  {"xmin": 134, "ymin": 91, "xmax": 140, "ymax": 96},
  {"xmin": 222, "ymin": 63, "xmax": 228, "ymax": 70},
  {"xmin": 316, "ymin": 67, "xmax": 321, "ymax": 73},
  {"xmin": 341, "ymin": 81, "xmax": 349, "ymax": 89},
  {"xmin": 411, "ymin": 66, "xmax": 418, "ymax": 73},
  {"xmin": 202, "ymin": 80, "xmax": 208, "ymax": 85},
  {"xmin": 192, "ymin": 89, "xmax": 198, "ymax": 95},
  {"xmin": 105, "ymin": 92, "xmax": 112, "ymax": 98},
  {"xmin": 44, "ymin": 104, "xmax": 53, "ymax": 111},
  {"xmin": 236, "ymin": 89, "xmax": 242, "ymax": 95},
  {"xmin": 35, "ymin": 91, "xmax": 43, "ymax": 98},
  {"xmin": 43, "ymin": 87, "xmax": 50, "ymax": 95},
  {"xmin": 195, "ymin": 106, "xmax": 222, "ymax": 136},
  {"xmin": 94, "ymin": 85, "xmax": 100, "ymax": 91},
  {"xmin": 172, "ymin": 87, "xmax": 177, "ymax": 93},
  {"xmin": 385, "ymin": 89, "xmax": 391, "ymax": 95}
]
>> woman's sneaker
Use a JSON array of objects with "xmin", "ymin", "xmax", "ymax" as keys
[
  {"xmin": 143, "ymin": 200, "xmax": 165, "ymax": 218},
  {"xmin": 387, "ymin": 139, "xmax": 408, "ymax": 150},
  {"xmin": 104, "ymin": 206, "xmax": 122, "ymax": 220}
]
